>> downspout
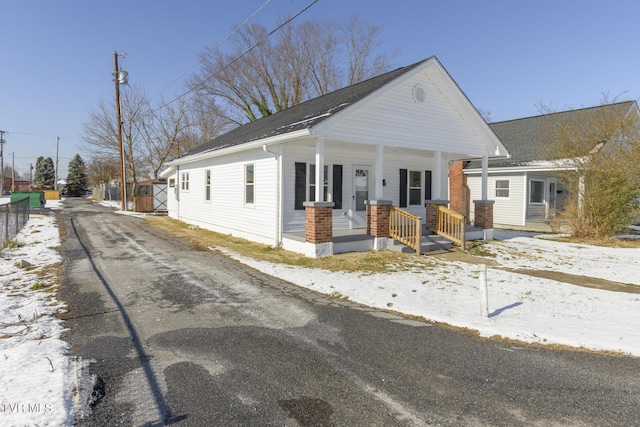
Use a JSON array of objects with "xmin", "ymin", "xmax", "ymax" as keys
[
  {"xmin": 176, "ymin": 164, "xmax": 180, "ymax": 219},
  {"xmin": 263, "ymin": 144, "xmax": 281, "ymax": 247}
]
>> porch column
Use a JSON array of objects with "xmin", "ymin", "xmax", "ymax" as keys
[
  {"xmin": 426, "ymin": 151, "xmax": 447, "ymax": 232},
  {"xmin": 374, "ymin": 144, "xmax": 384, "ymax": 199},
  {"xmin": 474, "ymin": 200, "xmax": 494, "ymax": 230},
  {"xmin": 433, "ymin": 150, "xmax": 442, "ymax": 200},
  {"xmin": 304, "ymin": 201, "xmax": 334, "ymax": 257},
  {"xmin": 315, "ymin": 137, "xmax": 325, "ymax": 202},
  {"xmin": 481, "ymin": 154, "xmax": 488, "ymax": 200},
  {"xmin": 425, "ymin": 200, "xmax": 448, "ymax": 232},
  {"xmin": 366, "ymin": 200, "xmax": 392, "ymax": 251},
  {"xmin": 475, "ymin": 154, "xmax": 494, "ymax": 239}
]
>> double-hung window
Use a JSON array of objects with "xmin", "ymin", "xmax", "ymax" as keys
[
  {"xmin": 244, "ymin": 164, "xmax": 254, "ymax": 204},
  {"xmin": 204, "ymin": 170, "xmax": 211, "ymax": 201},
  {"xmin": 495, "ymin": 180, "xmax": 510, "ymax": 198},
  {"xmin": 181, "ymin": 172, "xmax": 189, "ymax": 191},
  {"xmin": 309, "ymin": 164, "xmax": 329, "ymax": 202}
]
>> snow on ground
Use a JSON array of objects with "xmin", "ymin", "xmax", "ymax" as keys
[
  {"xmin": 1, "ymin": 197, "xmax": 639, "ymax": 425},
  {"xmin": 0, "ymin": 199, "xmax": 74, "ymax": 426},
  {"xmin": 219, "ymin": 231, "xmax": 640, "ymax": 358}
]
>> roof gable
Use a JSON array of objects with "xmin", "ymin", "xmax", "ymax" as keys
[{"xmin": 182, "ymin": 59, "xmax": 428, "ymax": 157}]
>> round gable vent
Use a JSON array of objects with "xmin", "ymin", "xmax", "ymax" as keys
[{"xmin": 412, "ymin": 84, "xmax": 426, "ymax": 103}]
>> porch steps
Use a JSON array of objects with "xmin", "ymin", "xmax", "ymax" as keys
[
  {"xmin": 388, "ymin": 225, "xmax": 486, "ymax": 254},
  {"xmin": 388, "ymin": 233, "xmax": 453, "ymax": 254}
]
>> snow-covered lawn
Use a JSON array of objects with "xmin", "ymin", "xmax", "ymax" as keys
[
  {"xmin": 0, "ymin": 202, "xmax": 74, "ymax": 426},
  {"xmin": 1, "ymin": 199, "xmax": 639, "ymax": 425},
  {"xmin": 222, "ymin": 234, "xmax": 640, "ymax": 357}
]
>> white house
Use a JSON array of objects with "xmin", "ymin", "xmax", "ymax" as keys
[
  {"xmin": 160, "ymin": 56, "xmax": 509, "ymax": 256},
  {"xmin": 463, "ymin": 101, "xmax": 639, "ymax": 231}
]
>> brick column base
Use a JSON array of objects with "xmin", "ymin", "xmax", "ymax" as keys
[
  {"xmin": 304, "ymin": 202, "xmax": 334, "ymax": 244},
  {"xmin": 425, "ymin": 200, "xmax": 449, "ymax": 231},
  {"xmin": 366, "ymin": 200, "xmax": 392, "ymax": 237},
  {"xmin": 473, "ymin": 200, "xmax": 494, "ymax": 229}
]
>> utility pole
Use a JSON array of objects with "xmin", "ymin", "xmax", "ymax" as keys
[
  {"xmin": 11, "ymin": 151, "xmax": 14, "ymax": 192},
  {"xmin": 55, "ymin": 136, "xmax": 59, "ymax": 192},
  {"xmin": 113, "ymin": 51, "xmax": 127, "ymax": 210},
  {"xmin": 0, "ymin": 130, "xmax": 5, "ymax": 195}
]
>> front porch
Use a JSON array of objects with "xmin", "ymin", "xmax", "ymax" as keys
[{"xmin": 282, "ymin": 200, "xmax": 493, "ymax": 257}]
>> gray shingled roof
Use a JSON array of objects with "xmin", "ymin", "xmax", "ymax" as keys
[
  {"xmin": 182, "ymin": 58, "xmax": 430, "ymax": 157},
  {"xmin": 467, "ymin": 101, "xmax": 636, "ymax": 169}
]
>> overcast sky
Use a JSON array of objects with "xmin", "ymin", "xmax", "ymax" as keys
[{"xmin": 1, "ymin": 0, "xmax": 638, "ymax": 180}]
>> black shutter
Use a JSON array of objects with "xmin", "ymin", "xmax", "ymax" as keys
[
  {"xmin": 424, "ymin": 170, "xmax": 432, "ymax": 201},
  {"xmin": 294, "ymin": 162, "xmax": 306, "ymax": 210},
  {"xmin": 332, "ymin": 164, "xmax": 342, "ymax": 209},
  {"xmin": 399, "ymin": 169, "xmax": 407, "ymax": 208}
]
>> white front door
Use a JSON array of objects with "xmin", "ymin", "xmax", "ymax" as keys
[{"xmin": 352, "ymin": 166, "xmax": 370, "ymax": 227}]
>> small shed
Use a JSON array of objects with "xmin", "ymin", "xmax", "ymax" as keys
[{"xmin": 133, "ymin": 179, "xmax": 167, "ymax": 213}]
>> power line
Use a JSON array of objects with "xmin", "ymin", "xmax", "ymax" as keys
[
  {"xmin": 153, "ymin": 0, "xmax": 273, "ymax": 101},
  {"xmin": 152, "ymin": 0, "xmax": 319, "ymax": 114}
]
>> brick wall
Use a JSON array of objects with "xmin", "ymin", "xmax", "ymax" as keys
[
  {"xmin": 425, "ymin": 200, "xmax": 448, "ymax": 231},
  {"xmin": 366, "ymin": 202, "xmax": 391, "ymax": 237},
  {"xmin": 305, "ymin": 204, "xmax": 333, "ymax": 243},
  {"xmin": 449, "ymin": 161, "xmax": 470, "ymax": 220},
  {"xmin": 474, "ymin": 200, "xmax": 494, "ymax": 229}
]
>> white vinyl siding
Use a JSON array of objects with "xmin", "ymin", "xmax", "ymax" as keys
[
  {"xmin": 165, "ymin": 149, "xmax": 277, "ymax": 245},
  {"xmin": 316, "ymin": 61, "xmax": 498, "ymax": 158},
  {"xmin": 467, "ymin": 173, "xmax": 525, "ymax": 226}
]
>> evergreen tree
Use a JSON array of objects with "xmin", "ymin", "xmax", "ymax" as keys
[
  {"xmin": 66, "ymin": 154, "xmax": 88, "ymax": 197},
  {"xmin": 33, "ymin": 156, "xmax": 55, "ymax": 189}
]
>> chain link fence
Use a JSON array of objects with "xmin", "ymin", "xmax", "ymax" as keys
[{"xmin": 1, "ymin": 198, "xmax": 30, "ymax": 248}]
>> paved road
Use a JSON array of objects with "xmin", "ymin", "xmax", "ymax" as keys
[{"xmin": 57, "ymin": 199, "xmax": 640, "ymax": 426}]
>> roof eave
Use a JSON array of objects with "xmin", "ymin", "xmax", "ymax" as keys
[{"xmin": 165, "ymin": 128, "xmax": 312, "ymax": 167}]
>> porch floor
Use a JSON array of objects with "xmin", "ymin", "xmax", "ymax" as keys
[{"xmin": 283, "ymin": 228, "xmax": 373, "ymax": 244}]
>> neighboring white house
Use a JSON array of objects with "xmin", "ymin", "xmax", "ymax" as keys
[
  {"xmin": 160, "ymin": 56, "xmax": 509, "ymax": 256},
  {"xmin": 464, "ymin": 101, "xmax": 640, "ymax": 231}
]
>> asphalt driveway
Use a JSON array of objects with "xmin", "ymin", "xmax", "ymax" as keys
[{"xmin": 57, "ymin": 198, "xmax": 640, "ymax": 426}]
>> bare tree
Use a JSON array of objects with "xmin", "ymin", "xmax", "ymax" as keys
[
  {"xmin": 140, "ymin": 97, "xmax": 195, "ymax": 178},
  {"xmin": 341, "ymin": 14, "xmax": 395, "ymax": 85},
  {"xmin": 82, "ymin": 88, "xmax": 147, "ymax": 184},
  {"xmin": 540, "ymin": 99, "xmax": 640, "ymax": 238},
  {"xmin": 85, "ymin": 158, "xmax": 120, "ymax": 188},
  {"xmin": 190, "ymin": 14, "xmax": 396, "ymax": 124},
  {"xmin": 83, "ymin": 87, "xmax": 201, "ymax": 182}
]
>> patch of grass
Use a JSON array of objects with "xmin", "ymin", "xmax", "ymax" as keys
[
  {"xmin": 3, "ymin": 239, "xmax": 24, "ymax": 250},
  {"xmin": 145, "ymin": 216, "xmax": 437, "ymax": 274},
  {"xmin": 329, "ymin": 291, "xmax": 349, "ymax": 301},
  {"xmin": 30, "ymin": 282, "xmax": 48, "ymax": 291}
]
